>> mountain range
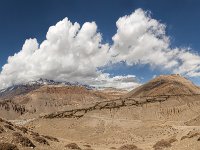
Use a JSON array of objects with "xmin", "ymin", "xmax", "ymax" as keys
[
  {"xmin": 0, "ymin": 78, "xmax": 94, "ymax": 100},
  {"xmin": 1, "ymin": 74, "xmax": 200, "ymax": 150}
]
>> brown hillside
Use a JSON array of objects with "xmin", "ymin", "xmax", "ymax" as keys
[
  {"xmin": 125, "ymin": 74, "xmax": 200, "ymax": 98},
  {"xmin": 3, "ymin": 75, "xmax": 200, "ymax": 150},
  {"xmin": 0, "ymin": 85, "xmax": 117, "ymax": 119},
  {"xmin": 0, "ymin": 117, "xmax": 73, "ymax": 150}
]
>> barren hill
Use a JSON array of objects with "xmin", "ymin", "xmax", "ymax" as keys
[
  {"xmin": 23, "ymin": 74, "xmax": 200, "ymax": 150},
  {"xmin": 125, "ymin": 74, "xmax": 200, "ymax": 98},
  {"xmin": 0, "ymin": 84, "xmax": 120, "ymax": 120},
  {"xmin": 2, "ymin": 74, "xmax": 200, "ymax": 150},
  {"xmin": 0, "ymin": 78, "xmax": 94, "ymax": 100},
  {"xmin": 42, "ymin": 74, "xmax": 200, "ymax": 121}
]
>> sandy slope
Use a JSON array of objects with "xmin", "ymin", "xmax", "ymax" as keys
[{"xmin": 27, "ymin": 106, "xmax": 200, "ymax": 149}]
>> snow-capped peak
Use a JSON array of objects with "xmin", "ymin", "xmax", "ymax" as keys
[{"xmin": 0, "ymin": 78, "xmax": 94, "ymax": 97}]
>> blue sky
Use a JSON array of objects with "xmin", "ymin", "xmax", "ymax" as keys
[{"xmin": 0, "ymin": 0, "xmax": 200, "ymax": 88}]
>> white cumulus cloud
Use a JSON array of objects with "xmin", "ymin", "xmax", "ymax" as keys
[
  {"xmin": 110, "ymin": 8, "xmax": 200, "ymax": 77},
  {"xmin": 92, "ymin": 73, "xmax": 140, "ymax": 90},
  {"xmin": 111, "ymin": 8, "xmax": 178, "ymax": 69},
  {"xmin": 0, "ymin": 18, "xmax": 110, "ymax": 88},
  {"xmin": 0, "ymin": 8, "xmax": 200, "ymax": 90}
]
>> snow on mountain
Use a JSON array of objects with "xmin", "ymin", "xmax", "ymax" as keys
[{"xmin": 0, "ymin": 78, "xmax": 94, "ymax": 99}]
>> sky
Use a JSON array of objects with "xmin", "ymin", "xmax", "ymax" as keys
[{"xmin": 0, "ymin": 0, "xmax": 200, "ymax": 89}]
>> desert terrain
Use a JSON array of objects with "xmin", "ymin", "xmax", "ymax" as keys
[{"xmin": 1, "ymin": 74, "xmax": 200, "ymax": 150}]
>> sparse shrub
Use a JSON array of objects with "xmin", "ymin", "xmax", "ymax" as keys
[
  {"xmin": 153, "ymin": 139, "xmax": 171, "ymax": 150},
  {"xmin": 83, "ymin": 144, "xmax": 93, "ymax": 150},
  {"xmin": 4, "ymin": 124, "xmax": 15, "ymax": 131},
  {"xmin": 0, "ymin": 118, "xmax": 13, "ymax": 126},
  {"xmin": 181, "ymin": 131, "xmax": 200, "ymax": 141},
  {"xmin": 65, "ymin": 143, "xmax": 82, "ymax": 150},
  {"xmin": 30, "ymin": 131, "xmax": 39, "ymax": 137},
  {"xmin": 168, "ymin": 137, "xmax": 177, "ymax": 143},
  {"xmin": 0, "ymin": 126, "xmax": 5, "ymax": 133},
  {"xmin": 0, "ymin": 118, "xmax": 4, "ymax": 122},
  {"xmin": 12, "ymin": 132, "xmax": 22, "ymax": 137},
  {"xmin": 83, "ymin": 144, "xmax": 91, "ymax": 148},
  {"xmin": 12, "ymin": 104, "xmax": 26, "ymax": 115},
  {"xmin": 12, "ymin": 134, "xmax": 35, "ymax": 148},
  {"xmin": 118, "ymin": 144, "xmax": 142, "ymax": 150},
  {"xmin": 0, "ymin": 142, "xmax": 19, "ymax": 150},
  {"xmin": 181, "ymin": 135, "xmax": 188, "ymax": 140},
  {"xmin": 15, "ymin": 126, "xmax": 28, "ymax": 134},
  {"xmin": 188, "ymin": 132, "xmax": 200, "ymax": 138},
  {"xmin": 33, "ymin": 136, "xmax": 49, "ymax": 145},
  {"xmin": 110, "ymin": 147, "xmax": 117, "ymax": 149},
  {"xmin": 4, "ymin": 120, "xmax": 14, "ymax": 126},
  {"xmin": 42, "ymin": 135, "xmax": 59, "ymax": 142},
  {"xmin": 0, "ymin": 102, "xmax": 10, "ymax": 111},
  {"xmin": 167, "ymin": 136, "xmax": 177, "ymax": 143}
]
